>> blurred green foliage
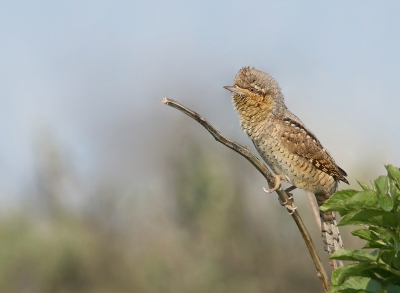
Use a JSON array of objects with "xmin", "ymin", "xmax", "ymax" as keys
[{"xmin": 0, "ymin": 138, "xmax": 344, "ymax": 292}]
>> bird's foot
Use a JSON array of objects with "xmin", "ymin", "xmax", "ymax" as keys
[
  {"xmin": 277, "ymin": 197, "xmax": 298, "ymax": 214},
  {"xmin": 278, "ymin": 197, "xmax": 288, "ymax": 205},
  {"xmin": 278, "ymin": 185, "xmax": 298, "ymax": 215},
  {"xmin": 263, "ymin": 175, "xmax": 297, "ymax": 215},
  {"xmin": 287, "ymin": 205, "xmax": 298, "ymax": 215},
  {"xmin": 263, "ymin": 175, "xmax": 289, "ymax": 194}
]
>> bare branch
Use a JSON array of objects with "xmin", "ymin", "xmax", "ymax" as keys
[
  {"xmin": 163, "ymin": 97, "xmax": 330, "ymax": 292},
  {"xmin": 307, "ymin": 191, "xmax": 322, "ymax": 230}
]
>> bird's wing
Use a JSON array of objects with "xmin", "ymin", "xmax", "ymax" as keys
[{"xmin": 277, "ymin": 114, "xmax": 348, "ymax": 184}]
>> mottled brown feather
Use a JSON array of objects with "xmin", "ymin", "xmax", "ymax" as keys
[
  {"xmin": 279, "ymin": 117, "xmax": 349, "ymax": 184},
  {"xmin": 227, "ymin": 67, "xmax": 348, "ymax": 255}
]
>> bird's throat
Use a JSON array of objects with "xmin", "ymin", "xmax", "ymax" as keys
[{"xmin": 232, "ymin": 94, "xmax": 274, "ymax": 136}]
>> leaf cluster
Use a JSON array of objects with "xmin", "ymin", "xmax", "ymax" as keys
[{"xmin": 320, "ymin": 165, "xmax": 400, "ymax": 292}]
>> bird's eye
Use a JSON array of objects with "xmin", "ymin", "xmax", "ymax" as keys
[{"xmin": 250, "ymin": 87, "xmax": 253, "ymax": 92}]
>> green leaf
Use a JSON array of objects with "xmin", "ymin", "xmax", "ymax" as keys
[
  {"xmin": 346, "ymin": 190, "xmax": 380, "ymax": 211},
  {"xmin": 388, "ymin": 175, "xmax": 400, "ymax": 205},
  {"xmin": 330, "ymin": 276, "xmax": 383, "ymax": 293},
  {"xmin": 392, "ymin": 252, "xmax": 400, "ymax": 270},
  {"xmin": 339, "ymin": 210, "xmax": 399, "ymax": 228},
  {"xmin": 321, "ymin": 190, "xmax": 379, "ymax": 216},
  {"xmin": 376, "ymin": 192, "xmax": 394, "ymax": 212},
  {"xmin": 386, "ymin": 284, "xmax": 400, "ymax": 293},
  {"xmin": 379, "ymin": 249, "xmax": 396, "ymax": 266},
  {"xmin": 363, "ymin": 242, "xmax": 387, "ymax": 249},
  {"xmin": 368, "ymin": 226, "xmax": 393, "ymax": 243},
  {"xmin": 352, "ymin": 229, "xmax": 387, "ymax": 247},
  {"xmin": 331, "ymin": 263, "xmax": 378, "ymax": 285},
  {"xmin": 366, "ymin": 256, "xmax": 400, "ymax": 280},
  {"xmin": 385, "ymin": 165, "xmax": 400, "ymax": 190},
  {"xmin": 330, "ymin": 249, "xmax": 377, "ymax": 262},
  {"xmin": 320, "ymin": 189, "xmax": 359, "ymax": 212},
  {"xmin": 375, "ymin": 176, "xmax": 389, "ymax": 195},
  {"xmin": 358, "ymin": 180, "xmax": 371, "ymax": 191},
  {"xmin": 375, "ymin": 176, "xmax": 394, "ymax": 211},
  {"xmin": 389, "ymin": 182, "xmax": 398, "ymax": 203}
]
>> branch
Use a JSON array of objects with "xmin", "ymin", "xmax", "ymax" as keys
[
  {"xmin": 307, "ymin": 191, "xmax": 321, "ymax": 230},
  {"xmin": 163, "ymin": 98, "xmax": 330, "ymax": 292}
]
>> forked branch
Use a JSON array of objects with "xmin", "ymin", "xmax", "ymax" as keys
[{"xmin": 163, "ymin": 97, "xmax": 330, "ymax": 292}]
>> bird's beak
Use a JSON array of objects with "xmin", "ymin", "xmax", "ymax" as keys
[{"xmin": 224, "ymin": 85, "xmax": 243, "ymax": 95}]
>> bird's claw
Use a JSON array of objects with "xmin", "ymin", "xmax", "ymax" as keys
[
  {"xmin": 263, "ymin": 186, "xmax": 276, "ymax": 194},
  {"xmin": 287, "ymin": 205, "xmax": 297, "ymax": 215},
  {"xmin": 263, "ymin": 174, "xmax": 297, "ymax": 215},
  {"xmin": 278, "ymin": 198, "xmax": 297, "ymax": 214},
  {"xmin": 278, "ymin": 195, "xmax": 293, "ymax": 204},
  {"xmin": 278, "ymin": 194, "xmax": 297, "ymax": 215},
  {"xmin": 278, "ymin": 197, "xmax": 287, "ymax": 205},
  {"xmin": 263, "ymin": 174, "xmax": 288, "ymax": 194}
]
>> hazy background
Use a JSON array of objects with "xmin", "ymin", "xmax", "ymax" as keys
[{"xmin": 1, "ymin": 1, "xmax": 399, "ymax": 292}]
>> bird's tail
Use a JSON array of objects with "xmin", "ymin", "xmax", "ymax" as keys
[
  {"xmin": 315, "ymin": 192, "xmax": 343, "ymax": 266},
  {"xmin": 320, "ymin": 210, "xmax": 343, "ymax": 253}
]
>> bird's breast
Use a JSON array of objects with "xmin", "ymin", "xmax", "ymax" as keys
[{"xmin": 252, "ymin": 133, "xmax": 337, "ymax": 195}]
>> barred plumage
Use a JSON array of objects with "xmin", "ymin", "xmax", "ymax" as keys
[{"xmin": 225, "ymin": 67, "xmax": 348, "ymax": 255}]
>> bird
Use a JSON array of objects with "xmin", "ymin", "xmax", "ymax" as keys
[{"xmin": 224, "ymin": 67, "xmax": 349, "ymax": 256}]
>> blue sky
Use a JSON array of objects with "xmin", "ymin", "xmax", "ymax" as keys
[{"xmin": 1, "ymin": 1, "xmax": 400, "ymax": 201}]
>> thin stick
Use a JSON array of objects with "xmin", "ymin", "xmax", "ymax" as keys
[
  {"xmin": 307, "ymin": 191, "xmax": 321, "ymax": 230},
  {"xmin": 163, "ymin": 98, "xmax": 330, "ymax": 292}
]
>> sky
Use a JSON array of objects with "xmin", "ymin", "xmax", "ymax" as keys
[{"xmin": 1, "ymin": 1, "xmax": 400, "ymax": 203}]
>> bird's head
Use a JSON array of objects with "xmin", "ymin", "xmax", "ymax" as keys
[
  {"xmin": 224, "ymin": 67, "xmax": 285, "ymax": 121},
  {"xmin": 224, "ymin": 67, "xmax": 280, "ymax": 98}
]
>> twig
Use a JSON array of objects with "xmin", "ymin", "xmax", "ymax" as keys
[
  {"xmin": 307, "ymin": 191, "xmax": 321, "ymax": 230},
  {"xmin": 163, "ymin": 98, "xmax": 330, "ymax": 292}
]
